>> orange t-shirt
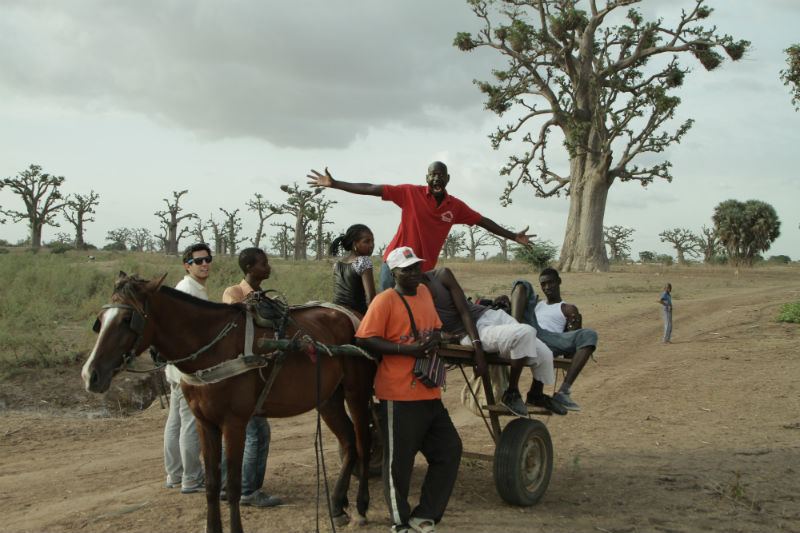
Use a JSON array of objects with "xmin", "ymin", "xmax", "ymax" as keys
[{"xmin": 356, "ymin": 285, "xmax": 443, "ymax": 401}]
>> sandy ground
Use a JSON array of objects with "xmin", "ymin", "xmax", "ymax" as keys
[{"xmin": 1, "ymin": 264, "xmax": 799, "ymax": 533}]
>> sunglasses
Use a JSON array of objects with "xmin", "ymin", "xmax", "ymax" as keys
[{"xmin": 187, "ymin": 256, "xmax": 213, "ymax": 265}]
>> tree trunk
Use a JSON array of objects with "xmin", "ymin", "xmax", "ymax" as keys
[
  {"xmin": 30, "ymin": 221, "xmax": 43, "ymax": 249},
  {"xmin": 557, "ymin": 156, "xmax": 611, "ymax": 272},
  {"xmin": 293, "ymin": 217, "xmax": 306, "ymax": 260},
  {"xmin": 75, "ymin": 220, "xmax": 85, "ymax": 250}
]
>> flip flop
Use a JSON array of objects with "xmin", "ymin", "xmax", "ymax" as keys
[{"xmin": 409, "ymin": 516, "xmax": 435, "ymax": 533}]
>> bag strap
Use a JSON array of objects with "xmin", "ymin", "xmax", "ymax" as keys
[{"xmin": 394, "ymin": 290, "xmax": 419, "ymax": 340}]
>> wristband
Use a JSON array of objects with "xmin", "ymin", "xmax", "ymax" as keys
[{"xmin": 471, "ymin": 339, "xmax": 482, "ymax": 345}]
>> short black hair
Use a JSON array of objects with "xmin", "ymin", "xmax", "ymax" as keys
[
  {"xmin": 182, "ymin": 243, "xmax": 212, "ymax": 264},
  {"xmin": 238, "ymin": 247, "xmax": 267, "ymax": 275},
  {"xmin": 539, "ymin": 267, "xmax": 560, "ymax": 280}
]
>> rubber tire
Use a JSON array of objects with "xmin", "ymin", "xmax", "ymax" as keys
[{"xmin": 493, "ymin": 418, "xmax": 553, "ymax": 506}]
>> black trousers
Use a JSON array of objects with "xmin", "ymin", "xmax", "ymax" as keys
[{"xmin": 379, "ymin": 398, "xmax": 462, "ymax": 528}]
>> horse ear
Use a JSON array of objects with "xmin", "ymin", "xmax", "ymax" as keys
[{"xmin": 144, "ymin": 273, "xmax": 168, "ymax": 293}]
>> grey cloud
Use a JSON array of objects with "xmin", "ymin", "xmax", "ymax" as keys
[{"xmin": 0, "ymin": 0, "xmax": 492, "ymax": 148}]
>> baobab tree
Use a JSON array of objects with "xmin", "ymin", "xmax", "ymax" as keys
[
  {"xmin": 0, "ymin": 164, "xmax": 66, "ymax": 249},
  {"xmin": 62, "ymin": 190, "xmax": 100, "ymax": 250},
  {"xmin": 603, "ymin": 225, "xmax": 635, "ymax": 261},
  {"xmin": 456, "ymin": 0, "xmax": 749, "ymax": 271},
  {"xmin": 246, "ymin": 193, "xmax": 280, "ymax": 249},
  {"xmin": 466, "ymin": 226, "xmax": 493, "ymax": 260},
  {"xmin": 659, "ymin": 227, "xmax": 700, "ymax": 264},
  {"xmin": 154, "ymin": 190, "xmax": 197, "ymax": 255}
]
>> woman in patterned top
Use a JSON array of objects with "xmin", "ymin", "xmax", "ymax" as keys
[{"xmin": 329, "ymin": 224, "xmax": 376, "ymax": 315}]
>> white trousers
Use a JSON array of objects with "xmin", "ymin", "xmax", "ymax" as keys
[{"xmin": 460, "ymin": 308, "xmax": 555, "ymax": 385}]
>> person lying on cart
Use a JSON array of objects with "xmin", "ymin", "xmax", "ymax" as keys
[
  {"xmin": 421, "ymin": 267, "xmax": 564, "ymax": 417},
  {"xmin": 510, "ymin": 268, "xmax": 598, "ymax": 413}
]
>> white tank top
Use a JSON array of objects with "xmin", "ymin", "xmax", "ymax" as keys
[{"xmin": 535, "ymin": 301, "xmax": 567, "ymax": 333}]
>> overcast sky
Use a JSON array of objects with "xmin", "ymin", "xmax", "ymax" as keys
[{"xmin": 1, "ymin": 0, "xmax": 798, "ymax": 261}]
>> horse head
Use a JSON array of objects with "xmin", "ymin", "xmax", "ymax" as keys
[{"xmin": 81, "ymin": 271, "xmax": 167, "ymax": 393}]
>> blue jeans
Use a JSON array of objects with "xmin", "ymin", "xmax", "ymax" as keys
[
  {"xmin": 663, "ymin": 308, "xmax": 672, "ymax": 342},
  {"xmin": 221, "ymin": 417, "xmax": 270, "ymax": 496},
  {"xmin": 378, "ymin": 262, "xmax": 395, "ymax": 292}
]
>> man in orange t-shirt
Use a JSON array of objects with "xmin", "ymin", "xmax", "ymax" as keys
[{"xmin": 356, "ymin": 246, "xmax": 461, "ymax": 533}]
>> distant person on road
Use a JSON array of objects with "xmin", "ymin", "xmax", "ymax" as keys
[
  {"xmin": 329, "ymin": 223, "xmax": 376, "ymax": 315},
  {"xmin": 307, "ymin": 161, "xmax": 535, "ymax": 291},
  {"xmin": 511, "ymin": 268, "xmax": 598, "ymax": 413},
  {"xmin": 219, "ymin": 247, "xmax": 282, "ymax": 508},
  {"xmin": 164, "ymin": 243, "xmax": 211, "ymax": 494},
  {"xmin": 659, "ymin": 283, "xmax": 673, "ymax": 344}
]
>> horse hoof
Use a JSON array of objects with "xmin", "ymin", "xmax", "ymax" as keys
[
  {"xmin": 352, "ymin": 513, "xmax": 368, "ymax": 526},
  {"xmin": 333, "ymin": 512, "xmax": 351, "ymax": 527}
]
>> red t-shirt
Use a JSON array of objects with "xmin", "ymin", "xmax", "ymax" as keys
[
  {"xmin": 355, "ymin": 285, "xmax": 443, "ymax": 401},
  {"xmin": 381, "ymin": 184, "xmax": 482, "ymax": 271}
]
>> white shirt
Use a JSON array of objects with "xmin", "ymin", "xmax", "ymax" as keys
[
  {"xmin": 534, "ymin": 300, "xmax": 567, "ymax": 333},
  {"xmin": 165, "ymin": 275, "xmax": 209, "ymax": 384}
]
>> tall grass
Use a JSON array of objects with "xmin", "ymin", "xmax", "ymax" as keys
[{"xmin": 0, "ymin": 251, "xmax": 340, "ymax": 369}]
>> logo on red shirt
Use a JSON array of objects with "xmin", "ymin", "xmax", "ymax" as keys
[{"xmin": 441, "ymin": 211, "xmax": 454, "ymax": 223}]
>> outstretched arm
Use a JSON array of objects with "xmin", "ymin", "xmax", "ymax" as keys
[
  {"xmin": 435, "ymin": 268, "xmax": 487, "ymax": 377},
  {"xmin": 477, "ymin": 216, "xmax": 535, "ymax": 250},
  {"xmin": 307, "ymin": 167, "xmax": 383, "ymax": 197}
]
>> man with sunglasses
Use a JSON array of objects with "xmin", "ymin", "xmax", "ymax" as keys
[{"xmin": 163, "ymin": 243, "xmax": 213, "ymax": 494}]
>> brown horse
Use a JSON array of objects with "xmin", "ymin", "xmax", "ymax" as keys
[{"xmin": 81, "ymin": 272, "xmax": 377, "ymax": 533}]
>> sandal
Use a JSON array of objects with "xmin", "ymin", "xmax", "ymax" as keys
[{"xmin": 409, "ymin": 516, "xmax": 435, "ymax": 533}]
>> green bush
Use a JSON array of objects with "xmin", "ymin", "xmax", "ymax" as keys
[
  {"xmin": 511, "ymin": 240, "xmax": 558, "ymax": 271},
  {"xmin": 776, "ymin": 302, "xmax": 800, "ymax": 323},
  {"xmin": 767, "ymin": 255, "xmax": 791, "ymax": 264},
  {"xmin": 50, "ymin": 243, "xmax": 74, "ymax": 254},
  {"xmin": 0, "ymin": 248, "xmax": 9, "ymax": 254}
]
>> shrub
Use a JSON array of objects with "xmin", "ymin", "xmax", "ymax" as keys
[
  {"xmin": 512, "ymin": 239, "xmax": 558, "ymax": 271},
  {"xmin": 656, "ymin": 254, "xmax": 674, "ymax": 266},
  {"xmin": 776, "ymin": 302, "xmax": 800, "ymax": 323},
  {"xmin": 767, "ymin": 255, "xmax": 791, "ymax": 264},
  {"xmin": 0, "ymin": 248, "xmax": 8, "ymax": 254},
  {"xmin": 50, "ymin": 243, "xmax": 74, "ymax": 254}
]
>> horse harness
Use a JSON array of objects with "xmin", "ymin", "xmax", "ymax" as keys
[{"xmin": 93, "ymin": 291, "xmax": 367, "ymax": 417}]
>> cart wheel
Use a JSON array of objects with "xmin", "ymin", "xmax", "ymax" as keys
[{"xmin": 493, "ymin": 418, "xmax": 553, "ymax": 506}]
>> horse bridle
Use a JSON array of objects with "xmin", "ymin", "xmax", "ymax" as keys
[{"xmin": 93, "ymin": 301, "xmax": 149, "ymax": 368}]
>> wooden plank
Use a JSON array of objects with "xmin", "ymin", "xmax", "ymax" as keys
[{"xmin": 439, "ymin": 343, "xmax": 573, "ymax": 370}]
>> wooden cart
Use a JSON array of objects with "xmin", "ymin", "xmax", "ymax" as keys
[{"xmin": 437, "ymin": 343, "xmax": 573, "ymax": 506}]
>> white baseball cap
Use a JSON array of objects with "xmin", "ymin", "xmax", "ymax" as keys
[{"xmin": 386, "ymin": 246, "xmax": 426, "ymax": 270}]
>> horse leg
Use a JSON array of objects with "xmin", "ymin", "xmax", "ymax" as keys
[
  {"xmin": 344, "ymin": 386, "xmax": 373, "ymax": 524},
  {"xmin": 223, "ymin": 420, "xmax": 248, "ymax": 533},
  {"xmin": 197, "ymin": 419, "xmax": 223, "ymax": 533},
  {"xmin": 319, "ymin": 385, "xmax": 355, "ymax": 527}
]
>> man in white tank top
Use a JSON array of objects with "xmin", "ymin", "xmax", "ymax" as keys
[{"xmin": 511, "ymin": 268, "xmax": 597, "ymax": 412}]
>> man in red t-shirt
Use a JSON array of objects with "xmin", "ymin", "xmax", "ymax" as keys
[
  {"xmin": 308, "ymin": 161, "xmax": 535, "ymax": 291},
  {"xmin": 355, "ymin": 246, "xmax": 461, "ymax": 533}
]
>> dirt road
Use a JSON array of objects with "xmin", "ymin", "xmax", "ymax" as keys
[{"xmin": 2, "ymin": 265, "xmax": 799, "ymax": 532}]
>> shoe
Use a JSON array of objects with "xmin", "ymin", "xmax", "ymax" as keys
[
  {"xmin": 391, "ymin": 525, "xmax": 411, "ymax": 533},
  {"xmin": 165, "ymin": 476, "xmax": 181, "ymax": 489},
  {"xmin": 500, "ymin": 389, "xmax": 528, "ymax": 417},
  {"xmin": 409, "ymin": 516, "xmax": 436, "ymax": 533},
  {"xmin": 553, "ymin": 391, "xmax": 581, "ymax": 412},
  {"xmin": 220, "ymin": 490, "xmax": 227, "ymax": 501},
  {"xmin": 526, "ymin": 392, "xmax": 567, "ymax": 416},
  {"xmin": 181, "ymin": 480, "xmax": 206, "ymax": 494},
  {"xmin": 240, "ymin": 490, "xmax": 282, "ymax": 507}
]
